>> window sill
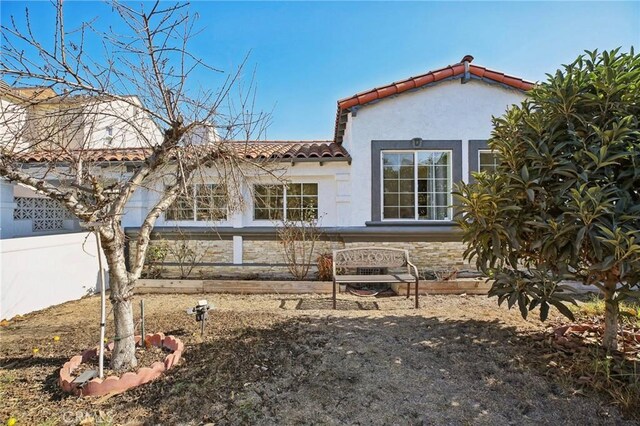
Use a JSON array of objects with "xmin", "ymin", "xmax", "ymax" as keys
[
  {"xmin": 365, "ymin": 220, "xmax": 456, "ymax": 227},
  {"xmin": 162, "ymin": 219, "xmax": 230, "ymax": 224}
]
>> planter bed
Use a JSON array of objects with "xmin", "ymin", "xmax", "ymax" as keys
[{"xmin": 135, "ymin": 278, "xmax": 491, "ymax": 295}]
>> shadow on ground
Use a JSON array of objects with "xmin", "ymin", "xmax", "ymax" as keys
[
  {"xmin": 292, "ymin": 298, "xmax": 380, "ymax": 310},
  {"xmin": 124, "ymin": 307, "xmax": 626, "ymax": 425},
  {"xmin": 1, "ymin": 295, "xmax": 634, "ymax": 425}
]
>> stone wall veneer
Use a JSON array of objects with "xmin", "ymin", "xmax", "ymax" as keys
[
  {"xmin": 59, "ymin": 332, "xmax": 184, "ymax": 397},
  {"xmin": 136, "ymin": 237, "xmax": 472, "ymax": 280}
]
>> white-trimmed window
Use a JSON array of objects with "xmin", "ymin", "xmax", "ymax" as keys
[
  {"xmin": 381, "ymin": 151, "xmax": 452, "ymax": 221},
  {"xmin": 478, "ymin": 150, "xmax": 500, "ymax": 173},
  {"xmin": 166, "ymin": 184, "xmax": 227, "ymax": 221},
  {"xmin": 254, "ymin": 183, "xmax": 318, "ymax": 221}
]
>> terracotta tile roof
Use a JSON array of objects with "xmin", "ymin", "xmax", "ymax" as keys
[
  {"xmin": 334, "ymin": 55, "xmax": 535, "ymax": 143},
  {"xmin": 234, "ymin": 141, "xmax": 350, "ymax": 160},
  {"xmin": 15, "ymin": 141, "xmax": 351, "ymax": 164},
  {"xmin": 16, "ymin": 148, "xmax": 151, "ymax": 163}
]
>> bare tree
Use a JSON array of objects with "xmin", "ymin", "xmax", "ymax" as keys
[
  {"xmin": 0, "ymin": 1, "xmax": 273, "ymax": 370},
  {"xmin": 278, "ymin": 213, "xmax": 323, "ymax": 280}
]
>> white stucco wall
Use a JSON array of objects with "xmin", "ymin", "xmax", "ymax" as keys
[
  {"xmin": 0, "ymin": 98, "xmax": 27, "ymax": 151},
  {"xmin": 125, "ymin": 161, "xmax": 352, "ymax": 229},
  {"xmin": 341, "ymin": 78, "xmax": 527, "ymax": 226},
  {"xmin": 82, "ymin": 97, "xmax": 163, "ymax": 149},
  {"xmin": 0, "ymin": 232, "xmax": 107, "ymax": 319},
  {"xmin": 108, "ymin": 79, "xmax": 529, "ymax": 230}
]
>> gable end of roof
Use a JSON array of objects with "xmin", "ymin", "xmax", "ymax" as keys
[{"xmin": 334, "ymin": 56, "xmax": 535, "ymax": 143}]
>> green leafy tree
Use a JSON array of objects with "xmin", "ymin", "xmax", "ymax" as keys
[{"xmin": 454, "ymin": 49, "xmax": 640, "ymax": 351}]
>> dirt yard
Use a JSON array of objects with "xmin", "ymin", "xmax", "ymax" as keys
[{"xmin": 0, "ymin": 293, "xmax": 636, "ymax": 425}]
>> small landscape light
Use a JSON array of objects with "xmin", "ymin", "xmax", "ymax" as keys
[{"xmin": 186, "ymin": 299, "xmax": 212, "ymax": 336}]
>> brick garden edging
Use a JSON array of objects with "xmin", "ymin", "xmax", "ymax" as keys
[{"xmin": 59, "ymin": 332, "xmax": 184, "ymax": 397}]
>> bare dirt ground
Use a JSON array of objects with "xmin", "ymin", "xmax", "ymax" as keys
[{"xmin": 0, "ymin": 293, "xmax": 636, "ymax": 425}]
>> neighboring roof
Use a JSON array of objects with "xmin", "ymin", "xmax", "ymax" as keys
[
  {"xmin": 334, "ymin": 55, "xmax": 535, "ymax": 143},
  {"xmin": 0, "ymin": 83, "xmax": 146, "ymax": 109},
  {"xmin": 15, "ymin": 141, "xmax": 351, "ymax": 164},
  {"xmin": 0, "ymin": 84, "xmax": 58, "ymax": 103}
]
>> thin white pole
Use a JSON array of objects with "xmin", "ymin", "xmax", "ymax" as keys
[{"xmin": 95, "ymin": 230, "xmax": 106, "ymax": 379}]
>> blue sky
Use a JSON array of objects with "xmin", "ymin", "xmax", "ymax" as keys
[{"xmin": 2, "ymin": 1, "xmax": 639, "ymax": 140}]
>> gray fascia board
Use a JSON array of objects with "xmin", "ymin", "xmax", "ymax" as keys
[
  {"xmin": 125, "ymin": 225, "xmax": 463, "ymax": 243},
  {"xmin": 286, "ymin": 157, "xmax": 351, "ymax": 164}
]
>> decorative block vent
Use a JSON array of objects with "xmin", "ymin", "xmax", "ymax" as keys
[{"xmin": 13, "ymin": 197, "xmax": 73, "ymax": 232}]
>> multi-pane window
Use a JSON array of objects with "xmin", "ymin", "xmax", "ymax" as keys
[
  {"xmin": 195, "ymin": 184, "xmax": 227, "ymax": 220},
  {"xmin": 165, "ymin": 184, "xmax": 227, "ymax": 221},
  {"xmin": 285, "ymin": 183, "xmax": 318, "ymax": 221},
  {"xmin": 479, "ymin": 150, "xmax": 500, "ymax": 173},
  {"xmin": 165, "ymin": 190, "xmax": 193, "ymax": 221},
  {"xmin": 254, "ymin": 183, "xmax": 318, "ymax": 221},
  {"xmin": 254, "ymin": 185, "xmax": 284, "ymax": 220},
  {"xmin": 382, "ymin": 151, "xmax": 452, "ymax": 221}
]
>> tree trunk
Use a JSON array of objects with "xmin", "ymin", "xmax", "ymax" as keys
[
  {"xmin": 111, "ymin": 295, "xmax": 138, "ymax": 371},
  {"xmin": 101, "ymin": 231, "xmax": 138, "ymax": 371},
  {"xmin": 602, "ymin": 279, "xmax": 619, "ymax": 352}
]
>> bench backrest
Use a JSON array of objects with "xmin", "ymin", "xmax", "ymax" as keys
[{"xmin": 332, "ymin": 247, "xmax": 409, "ymax": 276}]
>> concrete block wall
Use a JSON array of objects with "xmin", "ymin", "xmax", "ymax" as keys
[{"xmin": 1, "ymin": 232, "xmax": 106, "ymax": 319}]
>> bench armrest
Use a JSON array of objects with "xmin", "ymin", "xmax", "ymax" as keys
[{"xmin": 407, "ymin": 261, "xmax": 419, "ymax": 280}]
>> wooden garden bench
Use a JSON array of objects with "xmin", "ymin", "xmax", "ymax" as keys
[{"xmin": 332, "ymin": 247, "xmax": 420, "ymax": 309}]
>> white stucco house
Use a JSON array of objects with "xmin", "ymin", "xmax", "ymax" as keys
[{"xmin": 0, "ymin": 55, "xmax": 533, "ymax": 278}]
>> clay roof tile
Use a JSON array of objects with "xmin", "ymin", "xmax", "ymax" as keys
[{"xmin": 17, "ymin": 141, "xmax": 351, "ymax": 164}]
